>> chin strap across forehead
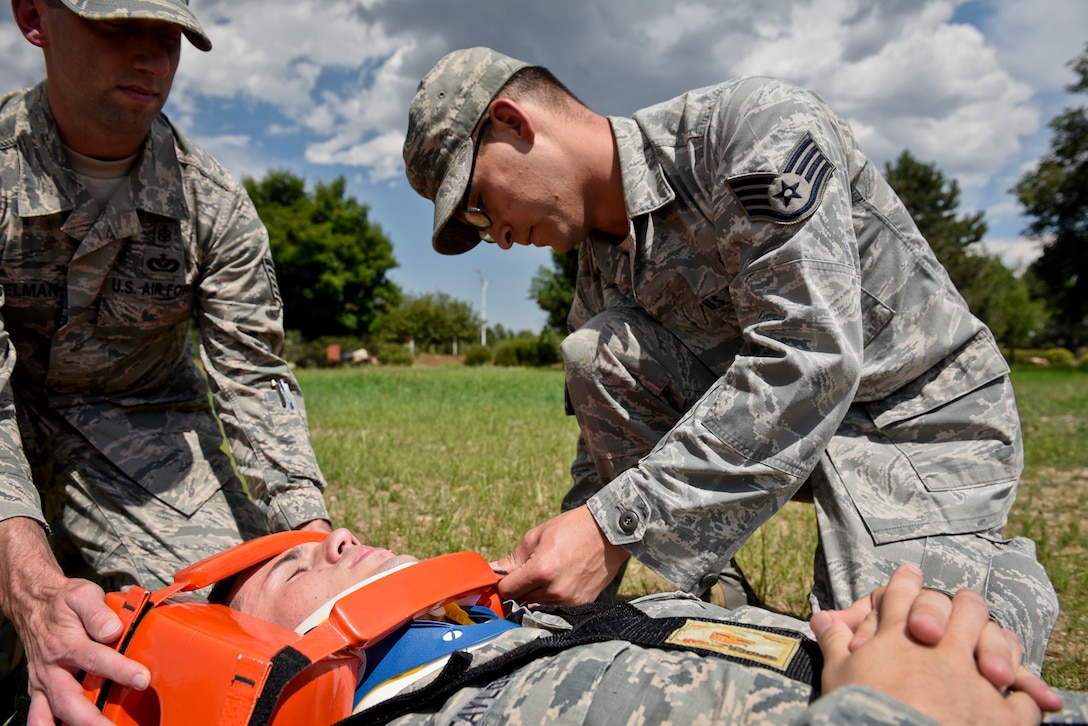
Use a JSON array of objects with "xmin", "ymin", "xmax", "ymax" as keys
[{"xmin": 74, "ymin": 532, "xmax": 506, "ymax": 726}]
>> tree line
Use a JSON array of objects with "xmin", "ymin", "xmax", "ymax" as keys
[{"xmin": 249, "ymin": 45, "xmax": 1088, "ymax": 362}]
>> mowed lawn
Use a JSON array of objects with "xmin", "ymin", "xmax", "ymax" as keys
[{"xmin": 298, "ymin": 363, "xmax": 1087, "ymax": 690}]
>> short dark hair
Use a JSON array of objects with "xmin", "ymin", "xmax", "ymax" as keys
[{"xmin": 499, "ymin": 66, "xmax": 586, "ymax": 111}]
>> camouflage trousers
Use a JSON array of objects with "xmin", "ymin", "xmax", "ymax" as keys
[
  {"xmin": 1, "ymin": 406, "xmax": 268, "ymax": 680},
  {"xmin": 561, "ymin": 307, "xmax": 1057, "ymax": 672}
]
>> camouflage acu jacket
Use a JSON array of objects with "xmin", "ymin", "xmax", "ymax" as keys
[
  {"xmin": 358, "ymin": 593, "xmax": 1088, "ymax": 725},
  {"xmin": 0, "ymin": 83, "xmax": 327, "ymax": 531},
  {"xmin": 576, "ymin": 77, "xmax": 1016, "ymax": 592}
]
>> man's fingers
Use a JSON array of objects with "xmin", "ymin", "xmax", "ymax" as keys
[
  {"xmin": 905, "ymin": 586, "xmax": 953, "ymax": 646},
  {"xmin": 29, "ymin": 675, "xmax": 112, "ymax": 726},
  {"xmin": 810, "ymin": 610, "xmax": 855, "ymax": 665},
  {"xmin": 872, "ymin": 563, "xmax": 925, "ymax": 630},
  {"xmin": 848, "ymin": 609, "xmax": 880, "ymax": 651},
  {"xmin": 494, "ymin": 564, "xmax": 533, "ymax": 601},
  {"xmin": 1002, "ymin": 690, "xmax": 1045, "ymax": 726},
  {"xmin": 79, "ymin": 641, "xmax": 150, "ymax": 691},
  {"xmin": 811, "ymin": 610, "xmax": 866, "ymax": 696},
  {"xmin": 974, "ymin": 623, "xmax": 1018, "ymax": 690},
  {"xmin": 71, "ymin": 600, "xmax": 121, "ymax": 648},
  {"xmin": 65, "ymin": 581, "xmax": 150, "ymax": 687},
  {"xmin": 494, "ymin": 550, "xmax": 556, "ymax": 602},
  {"xmin": 65, "ymin": 584, "xmax": 122, "ymax": 644},
  {"xmin": 27, "ymin": 689, "xmax": 57, "ymax": 726},
  {"xmin": 832, "ymin": 588, "xmax": 879, "ymax": 633},
  {"xmin": 1010, "ymin": 664, "xmax": 1065, "ymax": 713},
  {"xmin": 940, "ymin": 587, "xmax": 991, "ymax": 654}
]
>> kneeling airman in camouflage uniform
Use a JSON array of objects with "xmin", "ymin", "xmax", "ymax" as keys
[{"xmin": 402, "ymin": 47, "xmax": 1058, "ymax": 675}]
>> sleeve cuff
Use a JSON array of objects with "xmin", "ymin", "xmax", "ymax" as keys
[
  {"xmin": 264, "ymin": 485, "xmax": 330, "ymax": 532},
  {"xmin": 794, "ymin": 685, "xmax": 943, "ymax": 726}
]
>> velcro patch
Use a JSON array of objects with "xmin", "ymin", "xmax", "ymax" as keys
[
  {"xmin": 666, "ymin": 620, "xmax": 802, "ymax": 672},
  {"xmin": 727, "ymin": 133, "xmax": 834, "ymax": 225}
]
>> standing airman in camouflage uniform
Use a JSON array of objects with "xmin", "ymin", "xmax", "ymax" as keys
[
  {"xmin": 0, "ymin": 0, "xmax": 331, "ymax": 722},
  {"xmin": 402, "ymin": 47, "xmax": 1058, "ymax": 673}
]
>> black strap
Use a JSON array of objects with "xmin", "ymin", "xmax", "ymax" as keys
[
  {"xmin": 247, "ymin": 646, "xmax": 313, "ymax": 726},
  {"xmin": 341, "ymin": 601, "xmax": 822, "ymax": 725},
  {"xmin": 92, "ymin": 598, "xmax": 156, "ymax": 712}
]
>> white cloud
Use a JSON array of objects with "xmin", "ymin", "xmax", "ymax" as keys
[
  {"xmin": 723, "ymin": 2, "xmax": 1041, "ymax": 190},
  {"xmin": 0, "ymin": 0, "xmax": 1081, "ymax": 331},
  {"xmin": 306, "ymin": 130, "xmax": 404, "ymax": 182},
  {"xmin": 171, "ymin": 0, "xmax": 405, "ymax": 121},
  {"xmin": 984, "ymin": 0, "xmax": 1088, "ymax": 93},
  {"xmin": 191, "ymin": 133, "xmax": 268, "ymax": 181},
  {"xmin": 981, "ymin": 236, "xmax": 1046, "ymax": 273}
]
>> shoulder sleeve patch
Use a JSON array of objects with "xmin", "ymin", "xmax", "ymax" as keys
[{"xmin": 726, "ymin": 133, "xmax": 835, "ymax": 225}]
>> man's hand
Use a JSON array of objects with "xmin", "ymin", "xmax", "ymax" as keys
[
  {"xmin": 0, "ymin": 518, "xmax": 150, "ymax": 726},
  {"xmin": 490, "ymin": 506, "xmax": 629, "ymax": 605},
  {"xmin": 812, "ymin": 563, "xmax": 1061, "ymax": 725},
  {"xmin": 817, "ymin": 563, "xmax": 1062, "ymax": 713}
]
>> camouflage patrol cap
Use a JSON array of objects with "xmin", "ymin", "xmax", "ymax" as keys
[
  {"xmin": 403, "ymin": 47, "xmax": 530, "ymax": 255},
  {"xmin": 55, "ymin": 0, "xmax": 212, "ymax": 51}
]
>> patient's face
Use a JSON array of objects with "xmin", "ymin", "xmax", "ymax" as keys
[{"xmin": 226, "ymin": 528, "xmax": 418, "ymax": 629}]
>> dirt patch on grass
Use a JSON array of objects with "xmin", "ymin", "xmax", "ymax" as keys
[{"xmin": 412, "ymin": 354, "xmax": 465, "ymax": 367}]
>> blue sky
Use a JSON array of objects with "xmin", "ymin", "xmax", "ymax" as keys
[{"xmin": 3, "ymin": 0, "xmax": 1085, "ymax": 333}]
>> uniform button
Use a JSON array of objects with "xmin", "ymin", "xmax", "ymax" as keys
[
  {"xmin": 617, "ymin": 511, "xmax": 638, "ymax": 534},
  {"xmin": 699, "ymin": 574, "xmax": 718, "ymax": 592}
]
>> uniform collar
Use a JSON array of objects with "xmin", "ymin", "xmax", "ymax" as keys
[
  {"xmin": 608, "ymin": 115, "xmax": 675, "ymax": 220},
  {"xmin": 600, "ymin": 115, "xmax": 676, "ymax": 263},
  {"xmin": 14, "ymin": 82, "xmax": 189, "ymax": 223}
]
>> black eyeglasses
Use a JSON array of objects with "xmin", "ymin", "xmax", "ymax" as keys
[{"xmin": 460, "ymin": 118, "xmax": 494, "ymax": 241}]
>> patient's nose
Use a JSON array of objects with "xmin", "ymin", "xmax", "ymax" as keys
[{"xmin": 324, "ymin": 528, "xmax": 361, "ymax": 562}]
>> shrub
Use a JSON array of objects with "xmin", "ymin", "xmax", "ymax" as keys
[
  {"xmin": 464, "ymin": 344, "xmax": 492, "ymax": 367},
  {"xmin": 373, "ymin": 342, "xmax": 414, "ymax": 366},
  {"xmin": 1044, "ymin": 347, "xmax": 1076, "ymax": 369},
  {"xmin": 492, "ymin": 339, "xmax": 525, "ymax": 367},
  {"xmin": 535, "ymin": 330, "xmax": 563, "ymax": 366},
  {"xmin": 284, "ymin": 333, "xmax": 331, "ymax": 369}
]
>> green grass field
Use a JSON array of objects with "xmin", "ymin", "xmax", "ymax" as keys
[{"xmin": 298, "ymin": 363, "xmax": 1087, "ymax": 691}]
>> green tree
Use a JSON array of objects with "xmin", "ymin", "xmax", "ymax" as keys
[
  {"xmin": 959, "ymin": 254, "xmax": 1048, "ymax": 356},
  {"xmin": 376, "ymin": 292, "xmax": 480, "ymax": 352},
  {"xmin": 1014, "ymin": 45, "xmax": 1088, "ymax": 347},
  {"xmin": 246, "ymin": 170, "xmax": 400, "ymax": 339},
  {"xmin": 530, "ymin": 248, "xmax": 579, "ymax": 333},
  {"xmin": 884, "ymin": 151, "xmax": 1047, "ymax": 349}
]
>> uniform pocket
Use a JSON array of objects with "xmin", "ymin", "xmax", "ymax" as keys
[
  {"xmin": 62, "ymin": 405, "xmax": 234, "ymax": 517},
  {"xmin": 95, "ymin": 276, "xmax": 195, "ymax": 340},
  {"xmin": 827, "ymin": 374, "xmax": 1021, "ymax": 545}
]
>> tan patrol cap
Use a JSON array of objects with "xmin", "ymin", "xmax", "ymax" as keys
[
  {"xmin": 56, "ymin": 0, "xmax": 212, "ymax": 51},
  {"xmin": 402, "ymin": 47, "xmax": 530, "ymax": 255}
]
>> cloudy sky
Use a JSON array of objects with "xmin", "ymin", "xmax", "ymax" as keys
[{"xmin": 3, "ymin": 0, "xmax": 1085, "ymax": 333}]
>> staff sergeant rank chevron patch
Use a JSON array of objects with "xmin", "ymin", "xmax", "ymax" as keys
[{"xmin": 726, "ymin": 133, "xmax": 835, "ymax": 224}]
